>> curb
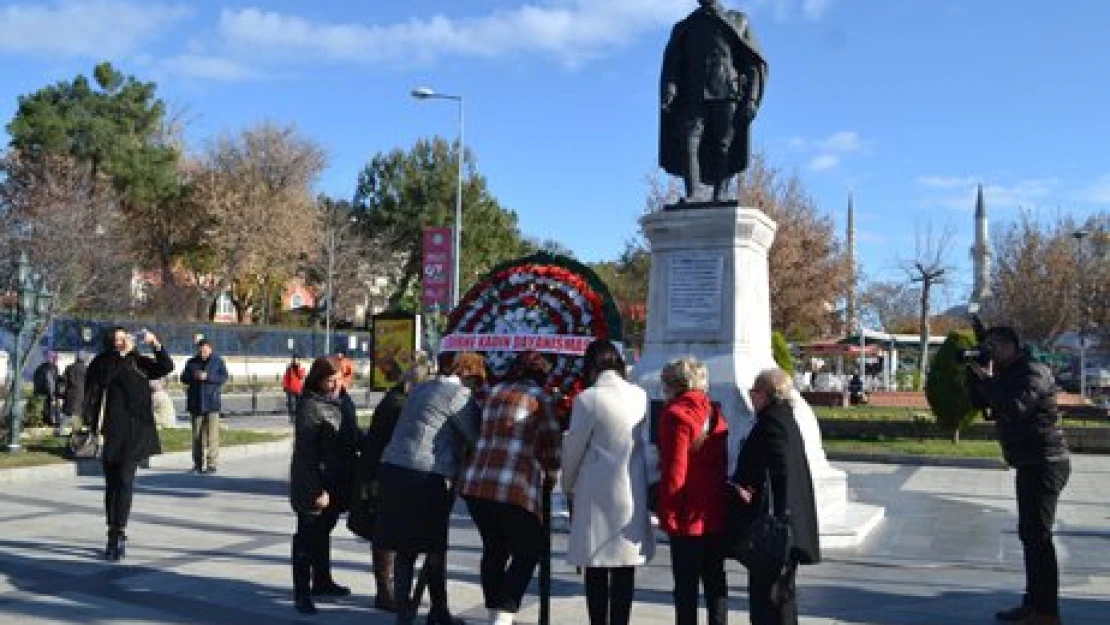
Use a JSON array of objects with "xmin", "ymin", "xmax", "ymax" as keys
[
  {"xmin": 827, "ymin": 450, "xmax": 1008, "ymax": 470},
  {"xmin": 0, "ymin": 437, "xmax": 292, "ymax": 485}
]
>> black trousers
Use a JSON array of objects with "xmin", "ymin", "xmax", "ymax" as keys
[
  {"xmin": 103, "ymin": 459, "xmax": 140, "ymax": 530},
  {"xmin": 585, "ymin": 566, "xmax": 635, "ymax": 625},
  {"xmin": 669, "ymin": 534, "xmax": 728, "ymax": 625},
  {"xmin": 393, "ymin": 550, "xmax": 452, "ymax": 617},
  {"xmin": 292, "ymin": 506, "xmax": 341, "ymax": 595},
  {"xmin": 465, "ymin": 497, "xmax": 545, "ymax": 613},
  {"xmin": 1016, "ymin": 459, "xmax": 1070, "ymax": 615},
  {"xmin": 748, "ymin": 561, "xmax": 798, "ymax": 625}
]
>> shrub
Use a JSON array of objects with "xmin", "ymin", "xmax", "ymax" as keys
[
  {"xmin": 925, "ymin": 330, "xmax": 981, "ymax": 443},
  {"xmin": 772, "ymin": 331, "xmax": 795, "ymax": 375},
  {"xmin": 22, "ymin": 395, "xmax": 47, "ymax": 429}
]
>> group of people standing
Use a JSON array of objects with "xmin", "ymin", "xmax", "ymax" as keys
[{"xmin": 291, "ymin": 338, "xmax": 820, "ymax": 625}]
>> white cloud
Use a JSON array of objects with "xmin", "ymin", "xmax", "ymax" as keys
[
  {"xmin": 215, "ymin": 2, "xmax": 689, "ymax": 68},
  {"xmin": 160, "ymin": 54, "xmax": 261, "ymax": 81},
  {"xmin": 802, "ymin": 0, "xmax": 839, "ymax": 20},
  {"xmin": 816, "ymin": 130, "xmax": 862, "ymax": 153},
  {"xmin": 1074, "ymin": 174, "xmax": 1110, "ymax": 204},
  {"xmin": 919, "ymin": 176, "xmax": 1060, "ymax": 211},
  {"xmin": 916, "ymin": 175, "xmax": 979, "ymax": 189},
  {"xmin": 0, "ymin": 0, "xmax": 190, "ymax": 59},
  {"xmin": 808, "ymin": 154, "xmax": 840, "ymax": 171},
  {"xmin": 213, "ymin": 0, "xmax": 844, "ymax": 71}
]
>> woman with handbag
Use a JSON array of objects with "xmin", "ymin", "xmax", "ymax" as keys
[
  {"xmin": 83, "ymin": 327, "xmax": 174, "ymax": 562},
  {"xmin": 731, "ymin": 368, "xmax": 820, "ymax": 625},
  {"xmin": 656, "ymin": 356, "xmax": 730, "ymax": 625},
  {"xmin": 289, "ymin": 356, "xmax": 359, "ymax": 615},
  {"xmin": 373, "ymin": 351, "xmax": 487, "ymax": 625},
  {"xmin": 561, "ymin": 339, "xmax": 655, "ymax": 625},
  {"xmin": 348, "ymin": 353, "xmax": 433, "ymax": 613}
]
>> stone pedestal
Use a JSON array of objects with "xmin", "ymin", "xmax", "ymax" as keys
[{"xmin": 635, "ymin": 205, "xmax": 883, "ymax": 548}]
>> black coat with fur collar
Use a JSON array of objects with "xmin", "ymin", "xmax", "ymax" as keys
[{"xmin": 83, "ymin": 348, "xmax": 175, "ymax": 463}]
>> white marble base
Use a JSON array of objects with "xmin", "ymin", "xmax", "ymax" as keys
[{"xmin": 635, "ymin": 205, "xmax": 883, "ymax": 548}]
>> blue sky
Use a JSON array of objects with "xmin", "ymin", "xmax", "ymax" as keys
[{"xmin": 2, "ymin": 0, "xmax": 1108, "ymax": 311}]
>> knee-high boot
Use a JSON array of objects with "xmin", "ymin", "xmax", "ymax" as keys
[{"xmin": 373, "ymin": 548, "xmax": 398, "ymax": 612}]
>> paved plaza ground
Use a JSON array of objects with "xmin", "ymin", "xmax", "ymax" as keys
[{"xmin": 0, "ymin": 426, "xmax": 1108, "ymax": 624}]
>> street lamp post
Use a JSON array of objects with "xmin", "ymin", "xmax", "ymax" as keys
[
  {"xmin": 2, "ymin": 252, "xmax": 53, "ymax": 452},
  {"xmin": 1074, "ymin": 230, "xmax": 1091, "ymax": 399},
  {"xmin": 411, "ymin": 86, "xmax": 464, "ymax": 309}
]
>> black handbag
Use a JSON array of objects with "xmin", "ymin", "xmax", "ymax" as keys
[
  {"xmin": 346, "ymin": 477, "xmax": 378, "ymax": 541},
  {"xmin": 728, "ymin": 473, "xmax": 792, "ymax": 577},
  {"xmin": 65, "ymin": 392, "xmax": 106, "ymax": 460}
]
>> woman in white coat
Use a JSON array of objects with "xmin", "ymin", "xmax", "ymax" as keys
[{"xmin": 562, "ymin": 339, "xmax": 655, "ymax": 625}]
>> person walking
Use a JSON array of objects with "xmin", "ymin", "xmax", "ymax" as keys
[
  {"xmin": 83, "ymin": 327, "xmax": 174, "ymax": 561},
  {"xmin": 180, "ymin": 339, "xmax": 228, "ymax": 474},
  {"xmin": 283, "ymin": 355, "xmax": 306, "ymax": 423},
  {"xmin": 59, "ymin": 351, "xmax": 88, "ymax": 432},
  {"xmin": 461, "ymin": 351, "xmax": 563, "ymax": 625},
  {"xmin": 561, "ymin": 339, "xmax": 655, "ymax": 625},
  {"xmin": 289, "ymin": 356, "xmax": 359, "ymax": 615},
  {"xmin": 353, "ymin": 352, "xmax": 433, "ymax": 613},
  {"xmin": 32, "ymin": 351, "xmax": 60, "ymax": 427},
  {"xmin": 968, "ymin": 326, "xmax": 1070, "ymax": 625},
  {"xmin": 656, "ymin": 356, "xmax": 729, "ymax": 625},
  {"xmin": 731, "ymin": 369, "xmax": 820, "ymax": 625},
  {"xmin": 374, "ymin": 351, "xmax": 486, "ymax": 625}
]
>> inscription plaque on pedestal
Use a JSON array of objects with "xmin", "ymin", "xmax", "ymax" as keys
[{"xmin": 667, "ymin": 251, "xmax": 724, "ymax": 331}]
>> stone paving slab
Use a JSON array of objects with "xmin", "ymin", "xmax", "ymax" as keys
[{"xmin": 0, "ymin": 452, "xmax": 1107, "ymax": 624}]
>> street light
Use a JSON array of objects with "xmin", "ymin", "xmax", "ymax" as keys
[
  {"xmin": 2, "ymin": 252, "xmax": 53, "ymax": 452},
  {"xmin": 1073, "ymin": 230, "xmax": 1091, "ymax": 399},
  {"xmin": 411, "ymin": 85, "xmax": 464, "ymax": 309}
]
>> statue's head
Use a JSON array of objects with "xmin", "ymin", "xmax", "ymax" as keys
[{"xmin": 698, "ymin": 0, "xmax": 718, "ymax": 6}]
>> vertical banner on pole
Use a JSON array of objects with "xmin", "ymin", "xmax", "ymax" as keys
[{"xmin": 422, "ymin": 227, "xmax": 454, "ymax": 310}]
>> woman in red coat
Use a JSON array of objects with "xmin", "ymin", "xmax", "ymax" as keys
[{"xmin": 656, "ymin": 356, "xmax": 729, "ymax": 625}]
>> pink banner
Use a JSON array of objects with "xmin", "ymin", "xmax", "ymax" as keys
[
  {"xmin": 422, "ymin": 227, "xmax": 453, "ymax": 309},
  {"xmin": 441, "ymin": 333, "xmax": 593, "ymax": 355}
]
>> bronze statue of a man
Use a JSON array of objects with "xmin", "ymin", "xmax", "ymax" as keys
[{"xmin": 660, "ymin": 0, "xmax": 768, "ymax": 204}]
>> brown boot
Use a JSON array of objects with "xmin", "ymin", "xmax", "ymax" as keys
[{"xmin": 373, "ymin": 548, "xmax": 398, "ymax": 613}]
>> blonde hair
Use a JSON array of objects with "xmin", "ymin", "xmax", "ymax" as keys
[
  {"xmin": 660, "ymin": 356, "xmax": 709, "ymax": 395},
  {"xmin": 753, "ymin": 368, "xmax": 793, "ymax": 402}
]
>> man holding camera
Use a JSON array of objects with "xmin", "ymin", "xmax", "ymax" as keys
[{"xmin": 967, "ymin": 326, "xmax": 1070, "ymax": 625}]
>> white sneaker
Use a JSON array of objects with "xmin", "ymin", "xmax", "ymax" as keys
[{"xmin": 489, "ymin": 610, "xmax": 514, "ymax": 625}]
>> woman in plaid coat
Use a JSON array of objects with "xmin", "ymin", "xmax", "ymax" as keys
[{"xmin": 461, "ymin": 351, "xmax": 562, "ymax": 625}]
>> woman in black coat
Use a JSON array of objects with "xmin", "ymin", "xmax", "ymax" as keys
[
  {"xmin": 732, "ymin": 368, "xmax": 820, "ymax": 625},
  {"xmin": 289, "ymin": 356, "xmax": 359, "ymax": 615},
  {"xmin": 83, "ymin": 327, "xmax": 175, "ymax": 562}
]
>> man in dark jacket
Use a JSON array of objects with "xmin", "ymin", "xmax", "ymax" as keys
[
  {"xmin": 181, "ymin": 339, "xmax": 229, "ymax": 474},
  {"xmin": 32, "ymin": 351, "xmax": 60, "ymax": 427},
  {"xmin": 968, "ymin": 326, "xmax": 1069, "ymax": 625},
  {"xmin": 59, "ymin": 352, "xmax": 88, "ymax": 430}
]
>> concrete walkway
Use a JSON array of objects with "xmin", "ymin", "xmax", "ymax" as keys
[{"xmin": 0, "ymin": 451, "xmax": 1107, "ymax": 624}]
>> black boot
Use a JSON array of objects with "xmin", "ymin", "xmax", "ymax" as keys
[
  {"xmin": 393, "ymin": 553, "xmax": 417, "ymax": 625},
  {"xmin": 105, "ymin": 527, "xmax": 126, "ymax": 562},
  {"xmin": 425, "ymin": 553, "xmax": 464, "ymax": 624},
  {"xmin": 294, "ymin": 594, "xmax": 317, "ymax": 615},
  {"xmin": 292, "ymin": 536, "xmax": 315, "ymax": 613}
]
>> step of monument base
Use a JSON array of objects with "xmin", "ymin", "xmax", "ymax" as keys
[{"xmin": 819, "ymin": 501, "xmax": 886, "ymax": 550}]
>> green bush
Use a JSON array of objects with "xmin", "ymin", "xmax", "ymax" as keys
[
  {"xmin": 22, "ymin": 395, "xmax": 47, "ymax": 429},
  {"xmin": 925, "ymin": 330, "xmax": 981, "ymax": 442},
  {"xmin": 772, "ymin": 331, "xmax": 795, "ymax": 375}
]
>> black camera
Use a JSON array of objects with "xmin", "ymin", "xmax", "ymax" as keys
[{"xmin": 961, "ymin": 308, "xmax": 991, "ymax": 366}]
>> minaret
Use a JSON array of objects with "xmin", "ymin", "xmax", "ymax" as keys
[
  {"xmin": 846, "ymin": 192, "xmax": 856, "ymax": 331},
  {"xmin": 970, "ymin": 184, "xmax": 992, "ymax": 304}
]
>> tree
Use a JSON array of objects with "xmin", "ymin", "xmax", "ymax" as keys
[
  {"xmin": 0, "ymin": 153, "xmax": 130, "ymax": 421},
  {"xmin": 190, "ymin": 123, "xmax": 327, "ymax": 322},
  {"xmin": 990, "ymin": 210, "xmax": 1109, "ymax": 345},
  {"xmin": 353, "ymin": 137, "xmax": 530, "ymax": 308},
  {"xmin": 925, "ymin": 330, "xmax": 981, "ymax": 443},
  {"xmin": 900, "ymin": 224, "xmax": 954, "ymax": 388},
  {"xmin": 737, "ymin": 154, "xmax": 850, "ymax": 339},
  {"xmin": 859, "ymin": 280, "xmax": 922, "ymax": 334}
]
